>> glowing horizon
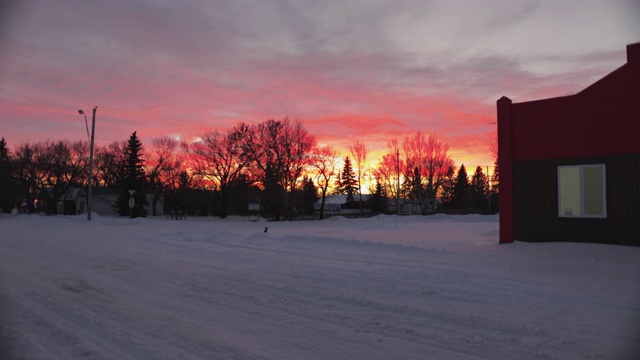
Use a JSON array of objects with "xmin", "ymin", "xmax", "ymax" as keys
[{"xmin": 1, "ymin": 1, "xmax": 638, "ymax": 171}]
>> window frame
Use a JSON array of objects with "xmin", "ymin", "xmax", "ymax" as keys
[{"xmin": 557, "ymin": 164, "xmax": 607, "ymax": 219}]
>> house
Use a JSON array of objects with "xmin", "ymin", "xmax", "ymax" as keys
[
  {"xmin": 314, "ymin": 194, "xmax": 373, "ymax": 218},
  {"xmin": 37, "ymin": 187, "xmax": 87, "ymax": 215},
  {"xmin": 92, "ymin": 187, "xmax": 164, "ymax": 217},
  {"xmin": 399, "ymin": 199, "xmax": 440, "ymax": 215},
  {"xmin": 314, "ymin": 194, "xmax": 346, "ymax": 215},
  {"xmin": 497, "ymin": 42, "xmax": 640, "ymax": 246},
  {"xmin": 91, "ymin": 187, "xmax": 120, "ymax": 216},
  {"xmin": 57, "ymin": 187, "xmax": 87, "ymax": 215}
]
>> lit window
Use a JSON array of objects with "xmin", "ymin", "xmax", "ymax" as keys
[{"xmin": 558, "ymin": 164, "xmax": 606, "ymax": 218}]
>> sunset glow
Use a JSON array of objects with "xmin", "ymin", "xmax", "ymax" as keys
[{"xmin": 1, "ymin": 1, "xmax": 639, "ymax": 171}]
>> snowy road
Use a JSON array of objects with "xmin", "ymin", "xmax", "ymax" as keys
[{"xmin": 1, "ymin": 214, "xmax": 639, "ymax": 359}]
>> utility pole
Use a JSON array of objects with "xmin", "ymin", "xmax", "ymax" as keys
[
  {"xmin": 487, "ymin": 165, "xmax": 491, "ymax": 214},
  {"xmin": 396, "ymin": 149, "xmax": 400, "ymax": 214},
  {"xmin": 78, "ymin": 106, "xmax": 97, "ymax": 220}
]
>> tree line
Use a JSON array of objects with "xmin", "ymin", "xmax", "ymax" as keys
[{"xmin": 0, "ymin": 118, "xmax": 498, "ymax": 219}]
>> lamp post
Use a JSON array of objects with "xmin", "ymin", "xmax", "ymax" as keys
[{"xmin": 78, "ymin": 107, "xmax": 97, "ymax": 221}]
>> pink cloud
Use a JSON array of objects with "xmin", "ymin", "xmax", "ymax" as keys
[{"xmin": 2, "ymin": 0, "xmax": 636, "ymax": 174}]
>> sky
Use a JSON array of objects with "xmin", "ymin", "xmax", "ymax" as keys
[{"xmin": 1, "ymin": 0, "xmax": 639, "ymax": 170}]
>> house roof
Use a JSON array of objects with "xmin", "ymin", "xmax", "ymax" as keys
[{"xmin": 315, "ymin": 194, "xmax": 373, "ymax": 205}]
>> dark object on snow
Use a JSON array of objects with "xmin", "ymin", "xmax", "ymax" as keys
[{"xmin": 264, "ymin": 227, "xmax": 268, "ymax": 233}]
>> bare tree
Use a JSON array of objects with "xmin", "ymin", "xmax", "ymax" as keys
[
  {"xmin": 94, "ymin": 141, "xmax": 126, "ymax": 188},
  {"xmin": 401, "ymin": 131, "xmax": 453, "ymax": 202},
  {"xmin": 280, "ymin": 119, "xmax": 316, "ymax": 219},
  {"xmin": 349, "ymin": 140, "xmax": 367, "ymax": 215},
  {"xmin": 489, "ymin": 135, "xmax": 499, "ymax": 192},
  {"xmin": 12, "ymin": 142, "xmax": 44, "ymax": 210},
  {"xmin": 310, "ymin": 145, "xmax": 339, "ymax": 219},
  {"xmin": 372, "ymin": 138, "xmax": 402, "ymax": 211},
  {"xmin": 182, "ymin": 128, "xmax": 249, "ymax": 218},
  {"xmin": 12, "ymin": 140, "xmax": 89, "ymax": 213},
  {"xmin": 147, "ymin": 136, "xmax": 181, "ymax": 216},
  {"xmin": 47, "ymin": 140, "xmax": 89, "ymax": 213},
  {"xmin": 240, "ymin": 118, "xmax": 315, "ymax": 220}
]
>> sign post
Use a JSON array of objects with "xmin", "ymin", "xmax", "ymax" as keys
[
  {"xmin": 128, "ymin": 190, "xmax": 135, "ymax": 219},
  {"xmin": 248, "ymin": 202, "xmax": 260, "ymax": 222}
]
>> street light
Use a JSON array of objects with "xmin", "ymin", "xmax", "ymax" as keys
[{"xmin": 78, "ymin": 106, "xmax": 97, "ymax": 221}]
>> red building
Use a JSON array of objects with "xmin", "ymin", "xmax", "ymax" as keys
[{"xmin": 497, "ymin": 42, "xmax": 640, "ymax": 246}]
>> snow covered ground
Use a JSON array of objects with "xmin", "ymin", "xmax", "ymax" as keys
[{"xmin": 1, "ymin": 213, "xmax": 639, "ymax": 359}]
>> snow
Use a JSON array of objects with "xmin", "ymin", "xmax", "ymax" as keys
[{"xmin": 1, "ymin": 213, "xmax": 639, "ymax": 359}]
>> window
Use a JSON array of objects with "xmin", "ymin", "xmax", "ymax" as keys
[{"xmin": 558, "ymin": 164, "xmax": 606, "ymax": 218}]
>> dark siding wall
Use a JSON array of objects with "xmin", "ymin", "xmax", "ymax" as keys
[{"xmin": 514, "ymin": 153, "xmax": 640, "ymax": 246}]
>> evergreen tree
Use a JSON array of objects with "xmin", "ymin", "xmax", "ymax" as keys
[
  {"xmin": 114, "ymin": 131, "xmax": 148, "ymax": 217},
  {"xmin": 438, "ymin": 165, "xmax": 455, "ymax": 209},
  {"xmin": 371, "ymin": 181, "xmax": 387, "ymax": 215},
  {"xmin": 469, "ymin": 166, "xmax": 489, "ymax": 210},
  {"xmin": 452, "ymin": 164, "xmax": 469, "ymax": 209},
  {"xmin": 300, "ymin": 176, "xmax": 318, "ymax": 217},
  {"xmin": 335, "ymin": 157, "xmax": 357, "ymax": 202},
  {"xmin": 0, "ymin": 138, "xmax": 15, "ymax": 212}
]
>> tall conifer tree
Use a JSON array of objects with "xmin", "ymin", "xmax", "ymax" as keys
[
  {"xmin": 439, "ymin": 165, "xmax": 456, "ymax": 208},
  {"xmin": 469, "ymin": 166, "xmax": 489, "ymax": 210},
  {"xmin": 0, "ymin": 138, "xmax": 14, "ymax": 212},
  {"xmin": 114, "ymin": 131, "xmax": 148, "ymax": 217},
  {"xmin": 300, "ymin": 176, "xmax": 318, "ymax": 217},
  {"xmin": 372, "ymin": 181, "xmax": 387, "ymax": 215},
  {"xmin": 452, "ymin": 164, "xmax": 469, "ymax": 209},
  {"xmin": 335, "ymin": 157, "xmax": 357, "ymax": 202}
]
